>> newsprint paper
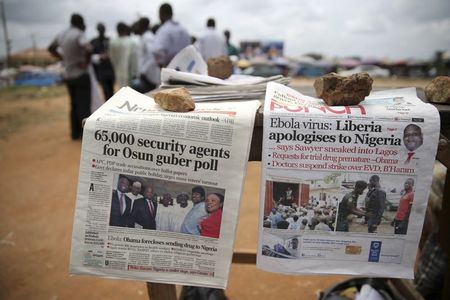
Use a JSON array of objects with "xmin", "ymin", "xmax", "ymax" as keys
[
  {"xmin": 257, "ymin": 82, "xmax": 440, "ymax": 278},
  {"xmin": 70, "ymin": 87, "xmax": 260, "ymax": 288}
]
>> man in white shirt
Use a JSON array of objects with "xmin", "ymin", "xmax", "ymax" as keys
[
  {"xmin": 151, "ymin": 3, "xmax": 191, "ymax": 67},
  {"xmin": 156, "ymin": 193, "xmax": 177, "ymax": 232},
  {"xmin": 126, "ymin": 181, "xmax": 143, "ymax": 210},
  {"xmin": 132, "ymin": 17, "xmax": 161, "ymax": 93},
  {"xmin": 109, "ymin": 22, "xmax": 138, "ymax": 88},
  {"xmin": 315, "ymin": 217, "xmax": 332, "ymax": 231},
  {"xmin": 48, "ymin": 13, "xmax": 91, "ymax": 140},
  {"xmin": 172, "ymin": 192, "xmax": 193, "ymax": 232},
  {"xmin": 288, "ymin": 215, "xmax": 302, "ymax": 230},
  {"xmin": 195, "ymin": 18, "xmax": 227, "ymax": 61}
]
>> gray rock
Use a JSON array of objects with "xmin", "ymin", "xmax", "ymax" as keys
[{"xmin": 314, "ymin": 72, "xmax": 373, "ymax": 106}]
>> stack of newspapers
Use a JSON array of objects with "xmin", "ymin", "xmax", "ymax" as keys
[
  {"xmin": 152, "ymin": 45, "xmax": 290, "ymax": 102},
  {"xmin": 158, "ymin": 68, "xmax": 290, "ymax": 102}
]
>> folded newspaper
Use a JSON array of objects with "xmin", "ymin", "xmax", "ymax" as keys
[
  {"xmin": 70, "ymin": 87, "xmax": 260, "ymax": 288},
  {"xmin": 158, "ymin": 45, "xmax": 290, "ymax": 101},
  {"xmin": 257, "ymin": 82, "xmax": 440, "ymax": 278}
]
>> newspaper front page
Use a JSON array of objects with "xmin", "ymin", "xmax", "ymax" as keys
[
  {"xmin": 70, "ymin": 87, "xmax": 260, "ymax": 288},
  {"xmin": 257, "ymin": 82, "xmax": 440, "ymax": 278}
]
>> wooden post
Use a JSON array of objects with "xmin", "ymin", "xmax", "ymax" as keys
[{"xmin": 147, "ymin": 282, "xmax": 177, "ymax": 300}]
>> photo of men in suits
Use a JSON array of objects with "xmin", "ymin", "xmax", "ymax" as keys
[
  {"xmin": 131, "ymin": 186, "xmax": 158, "ymax": 229},
  {"xmin": 109, "ymin": 177, "xmax": 133, "ymax": 227}
]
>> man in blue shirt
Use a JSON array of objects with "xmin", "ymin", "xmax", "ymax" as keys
[
  {"xmin": 151, "ymin": 3, "xmax": 191, "ymax": 67},
  {"xmin": 180, "ymin": 186, "xmax": 207, "ymax": 235}
]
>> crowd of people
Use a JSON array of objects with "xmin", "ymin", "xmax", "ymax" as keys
[
  {"xmin": 48, "ymin": 3, "xmax": 240, "ymax": 140},
  {"xmin": 110, "ymin": 176, "xmax": 225, "ymax": 238},
  {"xmin": 264, "ymin": 202, "xmax": 337, "ymax": 232},
  {"xmin": 265, "ymin": 175, "xmax": 415, "ymax": 235}
]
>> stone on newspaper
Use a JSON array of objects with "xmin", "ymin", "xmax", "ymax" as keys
[
  {"xmin": 153, "ymin": 87, "xmax": 195, "ymax": 112},
  {"xmin": 425, "ymin": 76, "xmax": 450, "ymax": 104},
  {"xmin": 314, "ymin": 72, "xmax": 373, "ymax": 106},
  {"xmin": 207, "ymin": 56, "xmax": 233, "ymax": 79}
]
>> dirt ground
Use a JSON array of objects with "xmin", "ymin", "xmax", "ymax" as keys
[{"xmin": 0, "ymin": 78, "xmax": 432, "ymax": 300}]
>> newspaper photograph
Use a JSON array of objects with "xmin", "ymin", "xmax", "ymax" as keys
[
  {"xmin": 257, "ymin": 82, "xmax": 440, "ymax": 278},
  {"xmin": 70, "ymin": 87, "xmax": 260, "ymax": 288}
]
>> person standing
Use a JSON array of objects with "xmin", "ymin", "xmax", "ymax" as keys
[
  {"xmin": 109, "ymin": 177, "xmax": 133, "ymax": 227},
  {"xmin": 224, "ymin": 29, "xmax": 239, "ymax": 56},
  {"xmin": 393, "ymin": 178, "xmax": 414, "ymax": 234},
  {"xmin": 131, "ymin": 17, "xmax": 161, "ymax": 93},
  {"xmin": 156, "ymin": 193, "xmax": 177, "ymax": 231},
  {"xmin": 180, "ymin": 186, "xmax": 208, "ymax": 235},
  {"xmin": 109, "ymin": 22, "xmax": 138, "ymax": 88},
  {"xmin": 173, "ymin": 192, "xmax": 192, "ymax": 232},
  {"xmin": 90, "ymin": 23, "xmax": 115, "ymax": 100},
  {"xmin": 195, "ymin": 18, "xmax": 227, "ymax": 61},
  {"xmin": 288, "ymin": 215, "xmax": 301, "ymax": 230},
  {"xmin": 125, "ymin": 181, "xmax": 143, "ymax": 210},
  {"xmin": 151, "ymin": 3, "xmax": 191, "ymax": 67},
  {"xmin": 131, "ymin": 186, "xmax": 158, "ymax": 229},
  {"xmin": 365, "ymin": 175, "xmax": 387, "ymax": 233},
  {"xmin": 280, "ymin": 186, "xmax": 295, "ymax": 207},
  {"xmin": 336, "ymin": 180, "xmax": 367, "ymax": 232},
  {"xmin": 269, "ymin": 207, "xmax": 283, "ymax": 229},
  {"xmin": 48, "ymin": 13, "xmax": 91, "ymax": 140}
]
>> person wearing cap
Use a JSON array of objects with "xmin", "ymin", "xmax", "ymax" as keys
[
  {"xmin": 180, "ymin": 186, "xmax": 208, "ymax": 235},
  {"xmin": 126, "ymin": 181, "xmax": 142, "ymax": 210},
  {"xmin": 172, "ymin": 192, "xmax": 192, "ymax": 232}
]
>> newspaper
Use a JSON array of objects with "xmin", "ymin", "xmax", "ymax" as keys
[
  {"xmin": 154, "ymin": 76, "xmax": 290, "ymax": 102},
  {"xmin": 166, "ymin": 45, "xmax": 208, "ymax": 75},
  {"xmin": 158, "ymin": 44, "xmax": 290, "ymax": 102},
  {"xmin": 257, "ymin": 82, "xmax": 440, "ymax": 278},
  {"xmin": 161, "ymin": 68, "xmax": 285, "ymax": 87},
  {"xmin": 70, "ymin": 87, "xmax": 260, "ymax": 288}
]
